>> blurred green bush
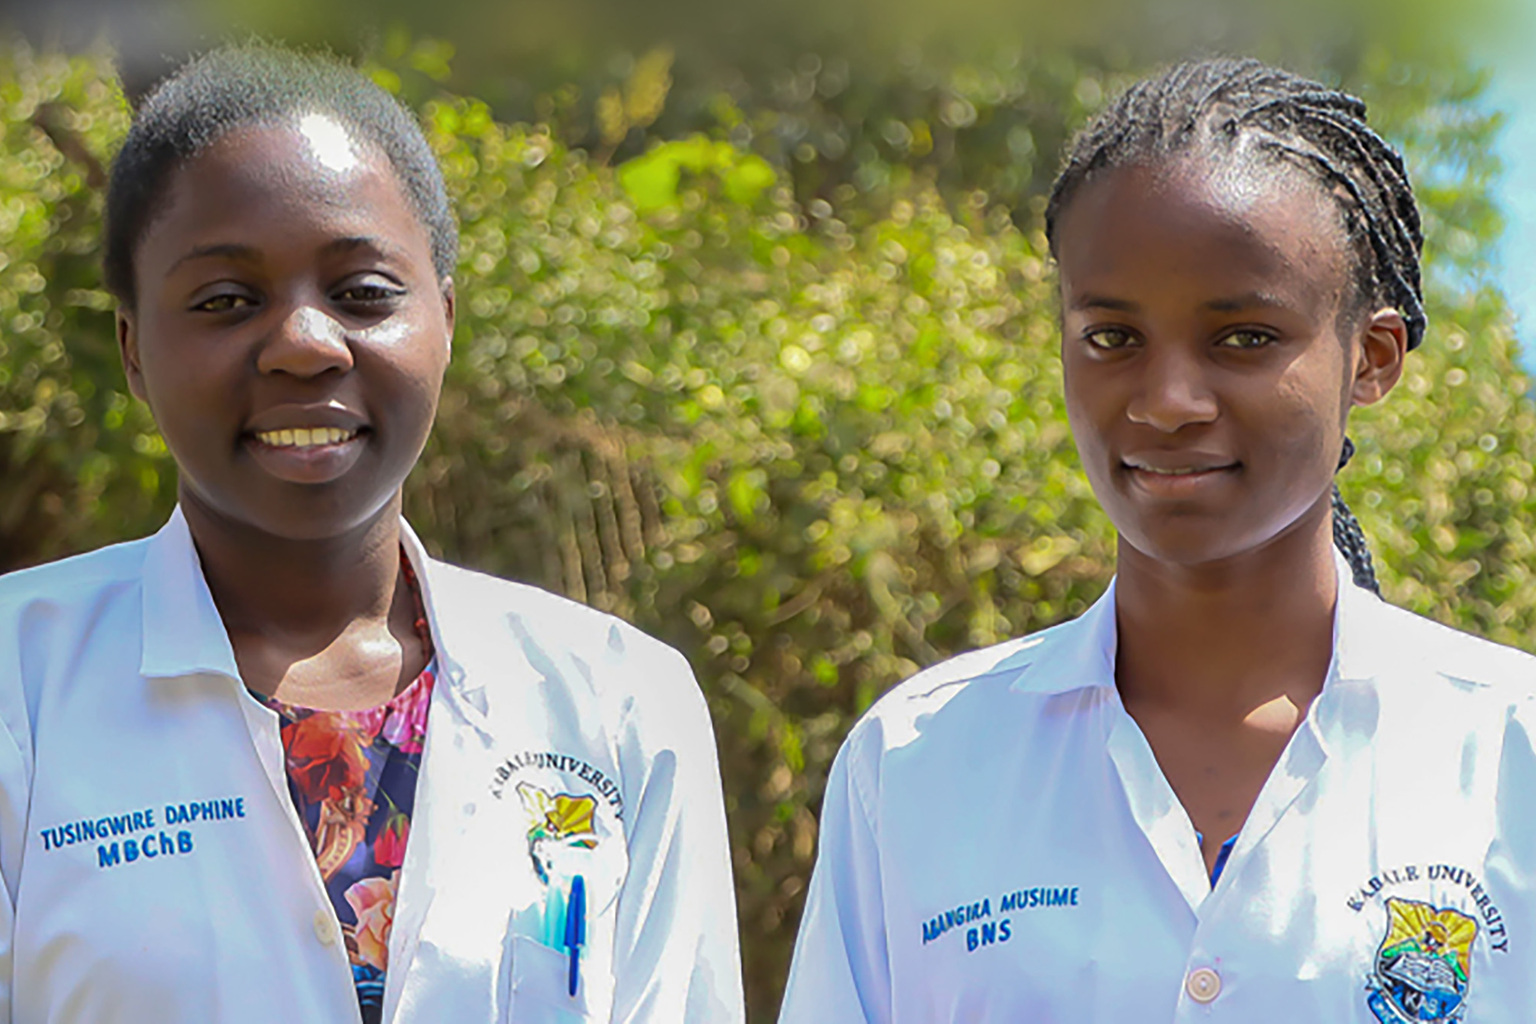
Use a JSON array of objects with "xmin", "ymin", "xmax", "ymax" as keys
[{"xmin": 1, "ymin": 34, "xmax": 1530, "ymax": 1020}]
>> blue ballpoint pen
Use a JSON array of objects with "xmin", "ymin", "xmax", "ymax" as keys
[{"xmin": 564, "ymin": 874, "xmax": 586, "ymax": 997}]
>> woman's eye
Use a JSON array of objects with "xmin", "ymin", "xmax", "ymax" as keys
[
  {"xmin": 1218, "ymin": 329, "xmax": 1277, "ymax": 350},
  {"xmin": 1084, "ymin": 328, "xmax": 1136, "ymax": 350},
  {"xmin": 191, "ymin": 293, "xmax": 254, "ymax": 313},
  {"xmin": 334, "ymin": 280, "xmax": 406, "ymax": 304}
]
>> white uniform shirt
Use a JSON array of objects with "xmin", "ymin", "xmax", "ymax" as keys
[
  {"xmin": 0, "ymin": 509, "xmax": 744, "ymax": 1024},
  {"xmin": 780, "ymin": 561, "xmax": 1536, "ymax": 1022}
]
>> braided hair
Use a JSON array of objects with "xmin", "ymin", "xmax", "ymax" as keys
[{"xmin": 1045, "ymin": 58, "xmax": 1427, "ymax": 596}]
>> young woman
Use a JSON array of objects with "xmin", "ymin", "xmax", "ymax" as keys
[
  {"xmin": 0, "ymin": 46, "xmax": 743, "ymax": 1023},
  {"xmin": 779, "ymin": 59, "xmax": 1536, "ymax": 1022}
]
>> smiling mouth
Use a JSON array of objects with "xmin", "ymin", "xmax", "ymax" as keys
[
  {"xmin": 252, "ymin": 427, "xmax": 360, "ymax": 449},
  {"xmin": 1119, "ymin": 459, "xmax": 1241, "ymax": 497},
  {"xmin": 1124, "ymin": 464, "xmax": 1235, "ymax": 476}
]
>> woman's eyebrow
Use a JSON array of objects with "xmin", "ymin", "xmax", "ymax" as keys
[
  {"xmin": 322, "ymin": 236, "xmax": 409, "ymax": 263},
  {"xmin": 166, "ymin": 237, "xmax": 409, "ymax": 274},
  {"xmin": 1071, "ymin": 293, "xmax": 1140, "ymax": 312},
  {"xmin": 1203, "ymin": 291, "xmax": 1290, "ymax": 312},
  {"xmin": 168, "ymin": 242, "xmax": 259, "ymax": 274}
]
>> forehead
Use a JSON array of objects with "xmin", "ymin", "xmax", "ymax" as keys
[
  {"xmin": 137, "ymin": 117, "xmax": 429, "ymax": 268},
  {"xmin": 1054, "ymin": 155, "xmax": 1353, "ymax": 310}
]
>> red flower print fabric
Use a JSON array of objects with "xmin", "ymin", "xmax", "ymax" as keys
[
  {"xmin": 285, "ymin": 714, "xmax": 371, "ymax": 803},
  {"xmin": 261, "ymin": 662, "xmax": 434, "ymax": 1024}
]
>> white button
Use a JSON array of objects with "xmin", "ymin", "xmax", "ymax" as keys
[
  {"xmin": 1185, "ymin": 966, "xmax": 1222, "ymax": 1003},
  {"xmin": 312, "ymin": 909, "xmax": 339, "ymax": 946}
]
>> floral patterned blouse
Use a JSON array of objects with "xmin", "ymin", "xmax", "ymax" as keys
[{"xmin": 257, "ymin": 559, "xmax": 434, "ymax": 1024}]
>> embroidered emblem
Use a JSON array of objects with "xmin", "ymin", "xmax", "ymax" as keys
[
  {"xmin": 517, "ymin": 782, "xmax": 599, "ymax": 884},
  {"xmin": 1367, "ymin": 897, "xmax": 1477, "ymax": 1023}
]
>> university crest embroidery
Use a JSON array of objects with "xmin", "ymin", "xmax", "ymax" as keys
[
  {"xmin": 1366, "ymin": 897, "xmax": 1477, "ymax": 1023},
  {"xmin": 517, "ymin": 782, "xmax": 599, "ymax": 884}
]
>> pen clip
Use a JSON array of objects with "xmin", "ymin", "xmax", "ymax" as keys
[{"xmin": 564, "ymin": 874, "xmax": 586, "ymax": 997}]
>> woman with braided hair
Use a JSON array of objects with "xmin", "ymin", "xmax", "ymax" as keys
[{"xmin": 780, "ymin": 58, "xmax": 1536, "ymax": 1022}]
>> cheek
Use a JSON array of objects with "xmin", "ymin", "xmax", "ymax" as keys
[
  {"xmin": 403, "ymin": 326, "xmax": 450, "ymax": 409},
  {"xmin": 1059, "ymin": 358, "xmax": 1104, "ymax": 451},
  {"xmin": 133, "ymin": 321, "xmax": 223, "ymax": 431},
  {"xmin": 1258, "ymin": 366, "xmax": 1348, "ymax": 478},
  {"xmin": 407, "ymin": 358, "xmax": 447, "ymax": 424},
  {"xmin": 1061, "ymin": 389, "xmax": 1101, "ymax": 475},
  {"xmin": 360, "ymin": 322, "xmax": 448, "ymax": 430}
]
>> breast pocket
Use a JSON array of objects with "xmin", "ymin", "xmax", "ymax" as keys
[{"xmin": 505, "ymin": 934, "xmax": 592, "ymax": 1023}]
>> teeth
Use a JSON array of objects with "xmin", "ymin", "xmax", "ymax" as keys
[
  {"xmin": 255, "ymin": 426, "xmax": 357, "ymax": 448},
  {"xmin": 1130, "ymin": 465, "xmax": 1214, "ymax": 476}
]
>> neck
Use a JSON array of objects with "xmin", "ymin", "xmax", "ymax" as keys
[
  {"xmin": 181, "ymin": 490, "xmax": 406, "ymax": 645},
  {"xmin": 1113, "ymin": 501, "xmax": 1339, "ymax": 718}
]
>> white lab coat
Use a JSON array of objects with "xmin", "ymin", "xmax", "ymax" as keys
[
  {"xmin": 0, "ymin": 508, "xmax": 744, "ymax": 1023},
  {"xmin": 780, "ymin": 558, "xmax": 1536, "ymax": 1022}
]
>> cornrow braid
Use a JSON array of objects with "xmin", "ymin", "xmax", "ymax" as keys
[
  {"xmin": 1046, "ymin": 57, "xmax": 1426, "ymax": 595},
  {"xmin": 1332, "ymin": 486, "xmax": 1380, "ymax": 595},
  {"xmin": 1332, "ymin": 438, "xmax": 1380, "ymax": 596}
]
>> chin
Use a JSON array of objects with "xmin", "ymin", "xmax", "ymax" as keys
[
  {"xmin": 1117, "ymin": 510, "xmax": 1330, "ymax": 573},
  {"xmin": 186, "ymin": 479, "xmax": 402, "ymax": 544},
  {"xmin": 1116, "ymin": 524, "xmax": 1260, "ymax": 570}
]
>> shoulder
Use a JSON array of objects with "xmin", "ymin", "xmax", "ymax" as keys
[
  {"xmin": 0, "ymin": 539, "xmax": 152, "ymax": 755},
  {"xmin": 425, "ymin": 559, "xmax": 687, "ymax": 666},
  {"xmin": 0, "ymin": 538, "xmax": 150, "ymax": 622},
  {"xmin": 1361, "ymin": 596, "xmax": 1536, "ymax": 692},
  {"xmin": 422, "ymin": 558, "xmax": 701, "ymax": 709},
  {"xmin": 841, "ymin": 615, "xmax": 1081, "ymax": 763}
]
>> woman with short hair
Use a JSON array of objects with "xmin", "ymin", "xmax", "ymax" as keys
[{"xmin": 0, "ymin": 44, "xmax": 743, "ymax": 1024}]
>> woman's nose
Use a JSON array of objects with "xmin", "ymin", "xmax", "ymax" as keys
[
  {"xmin": 1124, "ymin": 347, "xmax": 1218, "ymax": 432},
  {"xmin": 256, "ymin": 304, "xmax": 354, "ymax": 377}
]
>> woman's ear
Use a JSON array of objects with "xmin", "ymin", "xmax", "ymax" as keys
[
  {"xmin": 1350, "ymin": 307, "xmax": 1409, "ymax": 408},
  {"xmin": 440, "ymin": 276, "xmax": 456, "ymax": 351},
  {"xmin": 116, "ymin": 308, "xmax": 149, "ymax": 404}
]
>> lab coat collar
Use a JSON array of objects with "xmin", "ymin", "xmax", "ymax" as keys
[
  {"xmin": 397, "ymin": 519, "xmax": 484, "ymax": 716},
  {"xmin": 1327, "ymin": 552, "xmax": 1392, "ymax": 684},
  {"xmin": 138, "ymin": 508, "xmax": 479, "ymax": 715},
  {"xmin": 1005, "ymin": 579, "xmax": 1119, "ymax": 696},
  {"xmin": 1007, "ymin": 551, "xmax": 1380, "ymax": 698},
  {"xmin": 139, "ymin": 506, "xmax": 242, "ymax": 682}
]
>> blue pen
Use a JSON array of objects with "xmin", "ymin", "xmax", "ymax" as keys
[{"xmin": 564, "ymin": 874, "xmax": 586, "ymax": 997}]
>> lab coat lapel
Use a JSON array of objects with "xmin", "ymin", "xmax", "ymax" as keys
[
  {"xmin": 380, "ymin": 664, "xmax": 494, "ymax": 1023},
  {"xmin": 140, "ymin": 507, "xmax": 332, "ymax": 906},
  {"xmin": 1007, "ymin": 583, "xmax": 1214, "ymax": 912},
  {"xmin": 1099, "ymin": 561, "xmax": 1364, "ymax": 914},
  {"xmin": 1212, "ymin": 714, "xmax": 1326, "ymax": 898},
  {"xmin": 1206, "ymin": 555, "xmax": 1371, "ymax": 897},
  {"xmin": 381, "ymin": 537, "xmax": 496, "ymax": 1022},
  {"xmin": 140, "ymin": 506, "xmax": 363, "ymax": 1017},
  {"xmin": 1105, "ymin": 707, "xmax": 1212, "ymax": 914}
]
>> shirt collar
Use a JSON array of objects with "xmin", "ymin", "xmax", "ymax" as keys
[{"xmin": 1006, "ymin": 551, "xmax": 1379, "ymax": 697}]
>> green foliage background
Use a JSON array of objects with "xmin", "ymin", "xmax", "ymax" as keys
[{"xmin": 1, "ymin": 18, "xmax": 1530, "ymax": 1017}]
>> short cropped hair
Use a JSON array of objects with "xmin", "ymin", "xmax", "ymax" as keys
[{"xmin": 104, "ymin": 44, "xmax": 458, "ymax": 303}]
